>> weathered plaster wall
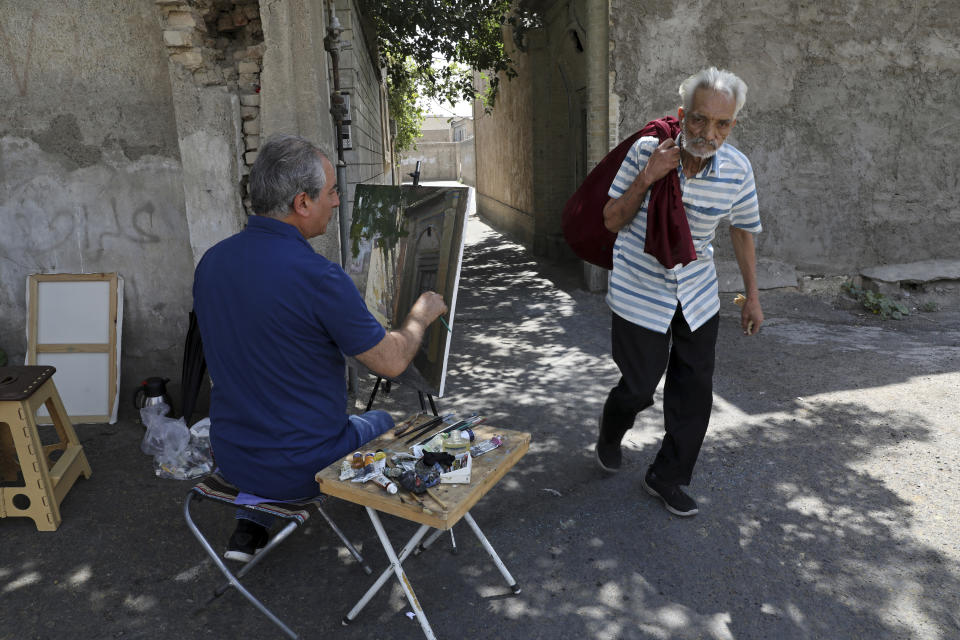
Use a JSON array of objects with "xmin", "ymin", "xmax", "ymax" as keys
[
  {"xmin": 473, "ymin": 0, "xmax": 590, "ymax": 257},
  {"xmin": 400, "ymin": 142, "xmax": 459, "ymax": 182},
  {"xmin": 260, "ymin": 0, "xmax": 340, "ymax": 261},
  {"xmin": 473, "ymin": 33, "xmax": 537, "ymax": 246},
  {"xmin": 610, "ymin": 0, "xmax": 960, "ymax": 273},
  {"xmin": 532, "ymin": 0, "xmax": 590, "ymax": 259},
  {"xmin": 0, "ymin": 0, "xmax": 192, "ymax": 415},
  {"xmin": 457, "ymin": 137, "xmax": 476, "ymax": 186}
]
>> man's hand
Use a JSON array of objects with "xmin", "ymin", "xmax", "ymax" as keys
[
  {"xmin": 354, "ymin": 292, "xmax": 448, "ymax": 378},
  {"xmin": 730, "ymin": 227, "xmax": 763, "ymax": 336},
  {"xmin": 604, "ymin": 139, "xmax": 681, "ymax": 233},
  {"xmin": 408, "ymin": 291, "xmax": 447, "ymax": 326},
  {"xmin": 739, "ymin": 296, "xmax": 764, "ymax": 336},
  {"xmin": 642, "ymin": 138, "xmax": 681, "ymax": 183}
]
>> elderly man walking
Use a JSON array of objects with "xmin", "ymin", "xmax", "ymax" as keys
[
  {"xmin": 193, "ymin": 134, "xmax": 447, "ymax": 560},
  {"xmin": 595, "ymin": 67, "xmax": 763, "ymax": 517}
]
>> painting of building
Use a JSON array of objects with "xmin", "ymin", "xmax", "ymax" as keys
[{"xmin": 350, "ymin": 185, "xmax": 470, "ymax": 397}]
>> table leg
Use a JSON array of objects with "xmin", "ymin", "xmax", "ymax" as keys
[
  {"xmin": 342, "ymin": 507, "xmax": 437, "ymax": 640},
  {"xmin": 463, "ymin": 511, "xmax": 522, "ymax": 594},
  {"xmin": 414, "ymin": 526, "xmax": 446, "ymax": 555}
]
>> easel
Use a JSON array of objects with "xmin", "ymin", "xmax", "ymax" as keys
[{"xmin": 364, "ymin": 376, "xmax": 439, "ymax": 417}]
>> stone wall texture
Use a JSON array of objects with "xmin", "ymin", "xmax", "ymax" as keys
[
  {"xmin": 472, "ymin": 0, "xmax": 591, "ymax": 258},
  {"xmin": 0, "ymin": 0, "xmax": 191, "ymax": 413},
  {"xmin": 0, "ymin": 0, "xmax": 393, "ymax": 417},
  {"xmin": 610, "ymin": 0, "xmax": 960, "ymax": 272}
]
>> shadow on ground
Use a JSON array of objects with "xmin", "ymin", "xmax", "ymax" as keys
[{"xmin": 1, "ymin": 214, "xmax": 958, "ymax": 639}]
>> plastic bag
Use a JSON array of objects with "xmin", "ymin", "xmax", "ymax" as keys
[{"xmin": 140, "ymin": 404, "xmax": 212, "ymax": 480}]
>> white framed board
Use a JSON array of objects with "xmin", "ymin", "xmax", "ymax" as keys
[{"xmin": 25, "ymin": 273, "xmax": 123, "ymax": 424}]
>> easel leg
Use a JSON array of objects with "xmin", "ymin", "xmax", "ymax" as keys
[
  {"xmin": 343, "ymin": 508, "xmax": 436, "ymax": 640},
  {"xmin": 365, "ymin": 377, "xmax": 383, "ymax": 412},
  {"xmin": 463, "ymin": 512, "xmax": 521, "ymax": 594},
  {"xmin": 417, "ymin": 392, "xmax": 439, "ymax": 417}
]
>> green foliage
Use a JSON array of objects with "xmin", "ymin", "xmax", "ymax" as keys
[
  {"xmin": 919, "ymin": 301, "xmax": 940, "ymax": 312},
  {"xmin": 360, "ymin": 0, "xmax": 537, "ymax": 148},
  {"xmin": 843, "ymin": 282, "xmax": 910, "ymax": 319},
  {"xmin": 386, "ymin": 57, "xmax": 426, "ymax": 153}
]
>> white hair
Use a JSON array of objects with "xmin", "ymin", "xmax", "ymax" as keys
[{"xmin": 679, "ymin": 67, "xmax": 748, "ymax": 117}]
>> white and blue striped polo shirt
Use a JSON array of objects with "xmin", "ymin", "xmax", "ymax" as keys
[{"xmin": 606, "ymin": 137, "xmax": 761, "ymax": 334}]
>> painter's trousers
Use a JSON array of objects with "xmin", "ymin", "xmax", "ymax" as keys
[{"xmin": 602, "ymin": 308, "xmax": 719, "ymax": 486}]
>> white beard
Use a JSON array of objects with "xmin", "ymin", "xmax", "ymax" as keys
[{"xmin": 679, "ymin": 129, "xmax": 719, "ymax": 159}]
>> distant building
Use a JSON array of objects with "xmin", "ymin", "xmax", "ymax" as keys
[{"xmin": 400, "ymin": 115, "xmax": 476, "ymax": 185}]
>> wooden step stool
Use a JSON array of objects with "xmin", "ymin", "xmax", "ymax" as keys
[{"xmin": 0, "ymin": 366, "xmax": 92, "ymax": 531}]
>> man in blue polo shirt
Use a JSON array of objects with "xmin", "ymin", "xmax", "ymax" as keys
[
  {"xmin": 193, "ymin": 134, "xmax": 447, "ymax": 561},
  {"xmin": 595, "ymin": 67, "xmax": 764, "ymax": 517}
]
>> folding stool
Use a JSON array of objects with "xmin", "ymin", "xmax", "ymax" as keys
[
  {"xmin": 184, "ymin": 472, "xmax": 373, "ymax": 639},
  {"xmin": 0, "ymin": 365, "xmax": 91, "ymax": 531}
]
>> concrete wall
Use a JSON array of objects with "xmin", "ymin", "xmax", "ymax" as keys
[
  {"xmin": 0, "ymin": 0, "xmax": 192, "ymax": 415},
  {"xmin": 472, "ymin": 0, "xmax": 590, "ymax": 257},
  {"xmin": 260, "ymin": 0, "xmax": 340, "ymax": 261},
  {"xmin": 457, "ymin": 136, "xmax": 476, "ymax": 186},
  {"xmin": 0, "ymin": 0, "xmax": 392, "ymax": 419},
  {"xmin": 473, "ymin": 36, "xmax": 537, "ymax": 246},
  {"xmin": 610, "ymin": 0, "xmax": 960, "ymax": 273},
  {"xmin": 400, "ymin": 142, "xmax": 459, "ymax": 182}
]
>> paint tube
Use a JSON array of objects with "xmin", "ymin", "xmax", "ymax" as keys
[
  {"xmin": 371, "ymin": 473, "xmax": 398, "ymax": 495},
  {"xmin": 339, "ymin": 460, "xmax": 355, "ymax": 481},
  {"xmin": 470, "ymin": 436, "xmax": 503, "ymax": 457}
]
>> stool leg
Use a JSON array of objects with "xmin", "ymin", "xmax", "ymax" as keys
[
  {"xmin": 39, "ymin": 380, "xmax": 91, "ymax": 478},
  {"xmin": 183, "ymin": 494, "xmax": 298, "ymax": 639},
  {"xmin": 0, "ymin": 421, "xmax": 20, "ymax": 482},
  {"xmin": 11, "ymin": 410, "xmax": 62, "ymax": 531}
]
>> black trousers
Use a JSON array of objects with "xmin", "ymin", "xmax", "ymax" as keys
[{"xmin": 602, "ymin": 308, "xmax": 719, "ymax": 486}]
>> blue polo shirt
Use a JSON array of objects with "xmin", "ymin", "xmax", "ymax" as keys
[{"xmin": 192, "ymin": 216, "xmax": 385, "ymax": 499}]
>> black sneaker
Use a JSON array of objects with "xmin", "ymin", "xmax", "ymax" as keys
[
  {"xmin": 224, "ymin": 519, "xmax": 269, "ymax": 562},
  {"xmin": 641, "ymin": 468, "xmax": 698, "ymax": 517},
  {"xmin": 595, "ymin": 413, "xmax": 623, "ymax": 473}
]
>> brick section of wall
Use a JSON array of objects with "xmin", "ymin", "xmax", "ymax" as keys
[
  {"xmin": 155, "ymin": 0, "xmax": 264, "ymax": 213},
  {"xmin": 336, "ymin": 0, "xmax": 393, "ymax": 232}
]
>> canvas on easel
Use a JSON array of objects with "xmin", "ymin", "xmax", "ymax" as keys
[
  {"xmin": 348, "ymin": 185, "xmax": 470, "ymax": 397},
  {"xmin": 25, "ymin": 273, "xmax": 123, "ymax": 424}
]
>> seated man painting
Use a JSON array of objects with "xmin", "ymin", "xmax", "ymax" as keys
[{"xmin": 192, "ymin": 134, "xmax": 447, "ymax": 561}]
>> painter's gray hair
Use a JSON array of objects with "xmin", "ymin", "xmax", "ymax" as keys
[
  {"xmin": 249, "ymin": 134, "xmax": 330, "ymax": 218},
  {"xmin": 679, "ymin": 67, "xmax": 748, "ymax": 118}
]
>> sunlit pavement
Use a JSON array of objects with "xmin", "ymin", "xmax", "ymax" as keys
[{"xmin": 3, "ymin": 200, "xmax": 959, "ymax": 640}]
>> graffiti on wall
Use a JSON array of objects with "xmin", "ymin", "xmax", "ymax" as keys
[{"xmin": 0, "ymin": 11, "xmax": 38, "ymax": 97}]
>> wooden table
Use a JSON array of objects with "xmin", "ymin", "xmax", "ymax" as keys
[{"xmin": 315, "ymin": 422, "xmax": 530, "ymax": 639}]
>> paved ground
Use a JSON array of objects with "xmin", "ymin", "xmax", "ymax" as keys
[{"xmin": 2, "ymin": 210, "xmax": 959, "ymax": 640}]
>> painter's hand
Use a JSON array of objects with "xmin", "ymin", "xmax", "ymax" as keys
[
  {"xmin": 411, "ymin": 291, "xmax": 447, "ymax": 325},
  {"xmin": 640, "ymin": 138, "xmax": 681, "ymax": 183}
]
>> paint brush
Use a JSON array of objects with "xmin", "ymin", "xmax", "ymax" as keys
[
  {"xmin": 402, "ymin": 414, "xmax": 454, "ymax": 444},
  {"xmin": 438, "ymin": 316, "xmax": 452, "ymax": 333},
  {"xmin": 411, "ymin": 416, "xmax": 479, "ymax": 447},
  {"xmin": 392, "ymin": 413, "xmax": 423, "ymax": 436},
  {"xmin": 394, "ymin": 413, "xmax": 443, "ymax": 438}
]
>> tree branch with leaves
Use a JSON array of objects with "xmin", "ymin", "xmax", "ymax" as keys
[{"xmin": 360, "ymin": 0, "xmax": 539, "ymax": 152}]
